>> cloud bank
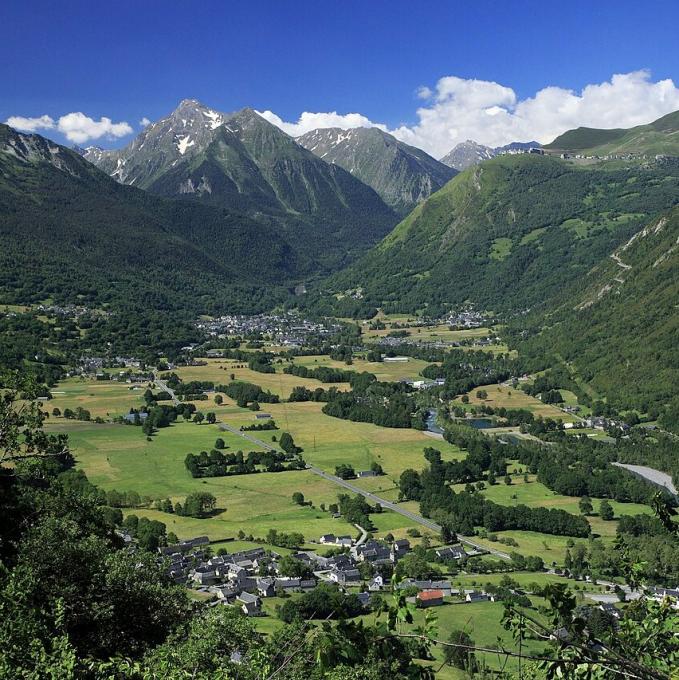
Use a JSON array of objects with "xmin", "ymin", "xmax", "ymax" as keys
[
  {"xmin": 261, "ymin": 70, "xmax": 679, "ymax": 158},
  {"xmin": 6, "ymin": 112, "xmax": 133, "ymax": 144}
]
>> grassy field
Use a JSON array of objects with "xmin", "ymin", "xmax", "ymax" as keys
[
  {"xmin": 173, "ymin": 359, "xmax": 350, "ymax": 397},
  {"xmin": 454, "ymin": 383, "xmax": 580, "ymax": 423},
  {"xmin": 47, "ymin": 376, "xmax": 149, "ymax": 418},
  {"xmin": 293, "ymin": 353, "xmax": 434, "ymax": 382},
  {"xmin": 363, "ymin": 324, "xmax": 491, "ymax": 342},
  {"xmin": 46, "ymin": 397, "xmax": 447, "ymax": 545},
  {"xmin": 215, "ymin": 400, "xmax": 465, "ymax": 482},
  {"xmin": 444, "ymin": 473, "xmax": 653, "ymax": 564},
  {"xmin": 249, "ymin": 593, "xmax": 551, "ymax": 678}
]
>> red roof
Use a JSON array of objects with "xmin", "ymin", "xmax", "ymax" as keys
[{"xmin": 417, "ymin": 589, "xmax": 444, "ymax": 601}]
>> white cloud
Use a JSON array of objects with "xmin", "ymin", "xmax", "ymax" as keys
[
  {"xmin": 6, "ymin": 111, "xmax": 133, "ymax": 144},
  {"xmin": 262, "ymin": 70, "xmax": 679, "ymax": 158},
  {"xmin": 140, "ymin": 117, "xmax": 151, "ymax": 127},
  {"xmin": 6, "ymin": 114, "xmax": 55, "ymax": 133},
  {"xmin": 257, "ymin": 109, "xmax": 387, "ymax": 137},
  {"xmin": 56, "ymin": 113, "xmax": 133, "ymax": 144}
]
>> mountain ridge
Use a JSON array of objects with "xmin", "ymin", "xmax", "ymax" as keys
[
  {"xmin": 84, "ymin": 101, "xmax": 398, "ymax": 271},
  {"xmin": 296, "ymin": 126, "xmax": 456, "ymax": 215}
]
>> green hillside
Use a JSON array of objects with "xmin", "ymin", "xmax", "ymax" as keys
[
  {"xmin": 516, "ymin": 206, "xmax": 679, "ymax": 423},
  {"xmin": 327, "ymin": 154, "xmax": 679, "ymax": 315},
  {"xmin": 0, "ymin": 124, "xmax": 298, "ymax": 314},
  {"xmin": 545, "ymin": 110, "xmax": 679, "ymax": 156}
]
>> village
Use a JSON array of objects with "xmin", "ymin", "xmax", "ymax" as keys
[{"xmin": 140, "ymin": 530, "xmax": 515, "ymax": 618}]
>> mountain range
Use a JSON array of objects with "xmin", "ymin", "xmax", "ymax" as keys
[
  {"xmin": 83, "ymin": 100, "xmax": 398, "ymax": 270},
  {"xmin": 296, "ymin": 126, "xmax": 456, "ymax": 215},
  {"xmin": 440, "ymin": 140, "xmax": 541, "ymax": 170},
  {"xmin": 0, "ymin": 123, "xmax": 299, "ymax": 313}
]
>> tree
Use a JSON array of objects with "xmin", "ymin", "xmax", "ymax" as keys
[
  {"xmin": 335, "ymin": 464, "xmax": 356, "ymax": 480},
  {"xmin": 599, "ymin": 500, "xmax": 614, "ymax": 520},
  {"xmin": 214, "ymin": 437, "xmax": 225, "ymax": 449},
  {"xmin": 476, "ymin": 390, "xmax": 488, "ymax": 400},
  {"xmin": 461, "ymin": 395, "xmax": 470, "ymax": 404},
  {"xmin": 193, "ymin": 412, "xmax": 205, "ymax": 425},
  {"xmin": 52, "ymin": 407, "xmax": 61, "ymax": 417},
  {"xmin": 279, "ymin": 432, "xmax": 299, "ymax": 455},
  {"xmin": 292, "ymin": 492, "xmax": 305, "ymax": 505},
  {"xmin": 206, "ymin": 412, "xmax": 216, "ymax": 424},
  {"xmin": 504, "ymin": 474, "xmax": 513, "ymax": 485},
  {"xmin": 214, "ymin": 394, "xmax": 223, "ymax": 405},
  {"xmin": 178, "ymin": 492, "xmax": 216, "ymax": 518},
  {"xmin": 444, "ymin": 630, "xmax": 478, "ymax": 672},
  {"xmin": 579, "ymin": 496, "xmax": 593, "ymax": 515}
]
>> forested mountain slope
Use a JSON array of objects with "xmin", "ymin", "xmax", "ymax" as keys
[
  {"xmin": 0, "ymin": 124, "xmax": 298, "ymax": 313},
  {"xmin": 545, "ymin": 109, "xmax": 679, "ymax": 156},
  {"xmin": 297, "ymin": 126, "xmax": 456, "ymax": 215},
  {"xmin": 85, "ymin": 101, "xmax": 397, "ymax": 270},
  {"xmin": 516, "ymin": 206, "xmax": 679, "ymax": 424},
  {"xmin": 327, "ymin": 154, "xmax": 679, "ymax": 315}
]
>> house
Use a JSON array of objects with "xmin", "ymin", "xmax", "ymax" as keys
[
  {"xmin": 417, "ymin": 590, "xmax": 444, "ymax": 608},
  {"xmin": 357, "ymin": 591, "xmax": 372, "ymax": 608},
  {"xmin": 329, "ymin": 567, "xmax": 361, "ymax": 584},
  {"xmin": 399, "ymin": 579, "xmax": 452, "ymax": 596},
  {"xmin": 369, "ymin": 575, "xmax": 385, "ymax": 591},
  {"xmin": 598, "ymin": 603, "xmax": 620, "ymax": 618},
  {"xmin": 435, "ymin": 545, "xmax": 466, "ymax": 561},
  {"xmin": 255, "ymin": 413, "xmax": 272, "ymax": 419},
  {"xmin": 191, "ymin": 570, "xmax": 219, "ymax": 586},
  {"xmin": 256, "ymin": 577, "xmax": 276, "ymax": 598},
  {"xmin": 357, "ymin": 470, "xmax": 377, "ymax": 478},
  {"xmin": 354, "ymin": 539, "xmax": 390, "ymax": 563},
  {"xmin": 335, "ymin": 536, "xmax": 353, "ymax": 547},
  {"xmin": 123, "ymin": 412, "xmax": 148, "ymax": 423},
  {"xmin": 319, "ymin": 534, "xmax": 336, "ymax": 545},
  {"xmin": 465, "ymin": 591, "xmax": 488, "ymax": 602},
  {"xmin": 214, "ymin": 584, "xmax": 239, "ymax": 601},
  {"xmin": 237, "ymin": 592, "xmax": 262, "ymax": 616},
  {"xmin": 390, "ymin": 539, "xmax": 411, "ymax": 562},
  {"xmin": 274, "ymin": 577, "xmax": 317, "ymax": 592}
]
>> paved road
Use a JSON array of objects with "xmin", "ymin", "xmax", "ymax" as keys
[
  {"xmin": 612, "ymin": 462, "xmax": 678, "ymax": 496},
  {"xmin": 218, "ymin": 422, "xmax": 279, "ymax": 451},
  {"xmin": 307, "ymin": 466, "xmax": 511, "ymax": 560},
  {"xmin": 153, "ymin": 374, "xmax": 179, "ymax": 405}
]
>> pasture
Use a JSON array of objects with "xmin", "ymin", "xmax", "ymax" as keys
[
  {"xmin": 47, "ymin": 376, "xmax": 149, "ymax": 418},
  {"xmin": 454, "ymin": 383, "xmax": 580, "ymax": 423}
]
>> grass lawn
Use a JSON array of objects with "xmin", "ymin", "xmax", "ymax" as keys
[{"xmin": 454, "ymin": 383, "xmax": 580, "ymax": 423}]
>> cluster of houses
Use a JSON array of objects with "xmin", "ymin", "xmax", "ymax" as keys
[
  {"xmin": 445, "ymin": 309, "xmax": 487, "ymax": 328},
  {"xmin": 76, "ymin": 355, "xmax": 149, "ymax": 377},
  {"xmin": 195, "ymin": 313, "xmax": 342, "ymax": 348},
  {"xmin": 156, "ymin": 534, "xmax": 477, "ymax": 616},
  {"xmin": 564, "ymin": 416, "xmax": 630, "ymax": 432}
]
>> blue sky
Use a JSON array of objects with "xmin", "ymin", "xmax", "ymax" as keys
[{"xmin": 3, "ymin": 0, "xmax": 679, "ymax": 155}]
